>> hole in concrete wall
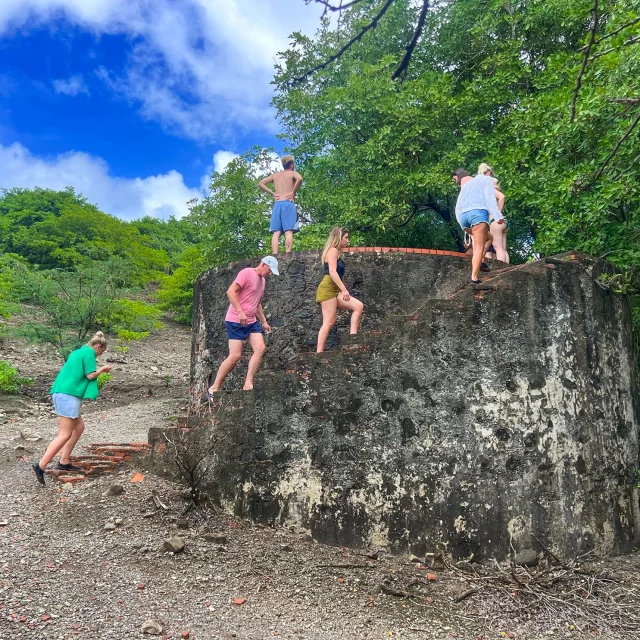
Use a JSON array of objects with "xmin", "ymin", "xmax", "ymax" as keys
[
  {"xmin": 402, "ymin": 374, "xmax": 421, "ymax": 391},
  {"xmin": 617, "ymin": 420, "xmax": 631, "ymax": 439},
  {"xmin": 575, "ymin": 455, "xmax": 587, "ymax": 475},
  {"xmin": 401, "ymin": 418, "xmax": 417, "ymax": 443},
  {"xmin": 505, "ymin": 380, "xmax": 518, "ymax": 392},
  {"xmin": 381, "ymin": 399, "xmax": 397, "ymax": 412},
  {"xmin": 495, "ymin": 428, "xmax": 511, "ymax": 442},
  {"xmin": 524, "ymin": 432, "xmax": 539, "ymax": 448},
  {"xmin": 506, "ymin": 456, "xmax": 521, "ymax": 471}
]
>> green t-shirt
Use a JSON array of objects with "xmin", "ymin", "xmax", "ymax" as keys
[{"xmin": 50, "ymin": 345, "xmax": 99, "ymax": 400}]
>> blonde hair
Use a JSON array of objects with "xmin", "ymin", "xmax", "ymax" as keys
[
  {"xmin": 321, "ymin": 227, "xmax": 349, "ymax": 264},
  {"xmin": 478, "ymin": 162, "xmax": 493, "ymax": 175},
  {"xmin": 87, "ymin": 331, "xmax": 107, "ymax": 349},
  {"xmin": 281, "ymin": 154, "xmax": 294, "ymax": 169}
]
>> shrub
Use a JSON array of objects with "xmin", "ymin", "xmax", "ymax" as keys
[
  {"xmin": 97, "ymin": 372, "xmax": 112, "ymax": 390},
  {"xmin": 0, "ymin": 360, "xmax": 34, "ymax": 393},
  {"xmin": 98, "ymin": 299, "xmax": 163, "ymax": 334}
]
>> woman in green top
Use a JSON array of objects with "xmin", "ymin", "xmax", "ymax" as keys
[{"xmin": 33, "ymin": 331, "xmax": 112, "ymax": 485}]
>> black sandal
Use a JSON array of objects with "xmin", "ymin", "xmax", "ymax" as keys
[{"xmin": 470, "ymin": 279, "xmax": 481, "ymax": 285}]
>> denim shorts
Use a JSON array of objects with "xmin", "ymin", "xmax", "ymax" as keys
[
  {"xmin": 52, "ymin": 393, "xmax": 82, "ymax": 419},
  {"xmin": 458, "ymin": 209, "xmax": 490, "ymax": 230},
  {"xmin": 225, "ymin": 320, "xmax": 263, "ymax": 341},
  {"xmin": 270, "ymin": 201, "xmax": 298, "ymax": 233}
]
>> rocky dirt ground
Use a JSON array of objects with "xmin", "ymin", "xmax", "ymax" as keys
[{"xmin": 2, "ymin": 324, "xmax": 640, "ymax": 640}]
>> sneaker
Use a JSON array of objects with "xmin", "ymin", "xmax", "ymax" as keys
[
  {"xmin": 480, "ymin": 262, "xmax": 490, "ymax": 272},
  {"xmin": 56, "ymin": 462, "xmax": 81, "ymax": 472},
  {"xmin": 32, "ymin": 463, "xmax": 46, "ymax": 486}
]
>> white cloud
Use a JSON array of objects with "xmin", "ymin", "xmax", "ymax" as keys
[
  {"xmin": 0, "ymin": 0, "xmax": 324, "ymax": 141},
  {"xmin": 213, "ymin": 150, "xmax": 239, "ymax": 174},
  {"xmin": 0, "ymin": 142, "xmax": 202, "ymax": 220},
  {"xmin": 53, "ymin": 74, "xmax": 89, "ymax": 96}
]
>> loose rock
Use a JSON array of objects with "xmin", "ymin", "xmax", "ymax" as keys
[
  {"xmin": 103, "ymin": 484, "xmax": 124, "ymax": 497},
  {"xmin": 515, "ymin": 549, "xmax": 538, "ymax": 567},
  {"xmin": 140, "ymin": 619, "xmax": 163, "ymax": 635},
  {"xmin": 203, "ymin": 532, "xmax": 227, "ymax": 545},
  {"xmin": 163, "ymin": 536, "xmax": 185, "ymax": 553}
]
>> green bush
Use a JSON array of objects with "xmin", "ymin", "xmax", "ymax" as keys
[
  {"xmin": 0, "ymin": 360, "xmax": 34, "ymax": 393},
  {"xmin": 98, "ymin": 299, "xmax": 163, "ymax": 334},
  {"xmin": 97, "ymin": 372, "xmax": 112, "ymax": 390}
]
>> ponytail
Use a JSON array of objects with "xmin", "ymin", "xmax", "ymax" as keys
[{"xmin": 87, "ymin": 331, "xmax": 107, "ymax": 348}]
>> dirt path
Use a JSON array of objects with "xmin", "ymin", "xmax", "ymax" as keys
[{"xmin": 1, "ymin": 325, "xmax": 640, "ymax": 639}]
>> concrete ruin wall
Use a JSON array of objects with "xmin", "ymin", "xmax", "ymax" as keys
[{"xmin": 154, "ymin": 250, "xmax": 640, "ymax": 560}]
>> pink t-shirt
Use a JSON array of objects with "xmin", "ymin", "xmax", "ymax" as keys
[{"xmin": 225, "ymin": 268, "xmax": 266, "ymax": 324}]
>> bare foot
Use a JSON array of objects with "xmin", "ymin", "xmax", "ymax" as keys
[{"xmin": 242, "ymin": 385, "xmax": 254, "ymax": 391}]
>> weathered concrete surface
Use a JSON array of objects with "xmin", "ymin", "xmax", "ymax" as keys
[
  {"xmin": 157, "ymin": 251, "xmax": 640, "ymax": 560},
  {"xmin": 191, "ymin": 249, "xmax": 470, "ymax": 397}
]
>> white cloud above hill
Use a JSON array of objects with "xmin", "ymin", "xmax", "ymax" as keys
[
  {"xmin": 0, "ymin": 0, "xmax": 323, "ymax": 141},
  {"xmin": 0, "ymin": 142, "xmax": 202, "ymax": 220}
]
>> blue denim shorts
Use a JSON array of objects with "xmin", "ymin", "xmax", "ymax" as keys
[
  {"xmin": 458, "ymin": 209, "xmax": 490, "ymax": 230},
  {"xmin": 270, "ymin": 201, "xmax": 298, "ymax": 233},
  {"xmin": 225, "ymin": 321, "xmax": 263, "ymax": 341},
  {"xmin": 52, "ymin": 393, "xmax": 82, "ymax": 419}
]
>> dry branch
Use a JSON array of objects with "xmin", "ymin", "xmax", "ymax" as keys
[
  {"xmin": 570, "ymin": 0, "xmax": 599, "ymax": 123},
  {"xmin": 292, "ymin": 0, "xmax": 396, "ymax": 84}
]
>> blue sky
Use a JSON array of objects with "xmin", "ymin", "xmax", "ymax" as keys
[{"xmin": 0, "ymin": 1, "xmax": 322, "ymax": 219}]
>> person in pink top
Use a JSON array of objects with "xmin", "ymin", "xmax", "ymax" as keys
[{"xmin": 208, "ymin": 256, "xmax": 279, "ymax": 396}]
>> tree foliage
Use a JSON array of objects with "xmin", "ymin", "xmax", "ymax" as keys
[
  {"xmin": 271, "ymin": 0, "xmax": 639, "ymax": 265},
  {"xmin": 0, "ymin": 187, "xmax": 195, "ymax": 283}
]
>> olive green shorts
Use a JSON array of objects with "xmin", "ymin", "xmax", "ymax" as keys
[{"xmin": 315, "ymin": 275, "xmax": 340, "ymax": 303}]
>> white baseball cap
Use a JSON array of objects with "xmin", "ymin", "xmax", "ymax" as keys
[{"xmin": 261, "ymin": 256, "xmax": 280, "ymax": 275}]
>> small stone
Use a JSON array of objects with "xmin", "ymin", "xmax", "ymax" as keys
[
  {"xmin": 514, "ymin": 548, "xmax": 538, "ymax": 567},
  {"xmin": 365, "ymin": 551, "xmax": 379, "ymax": 560},
  {"xmin": 280, "ymin": 544, "xmax": 293, "ymax": 552},
  {"xmin": 61, "ymin": 483, "xmax": 74, "ymax": 492},
  {"xmin": 0, "ymin": 521, "xmax": 8, "ymax": 527},
  {"xmin": 181, "ymin": 632, "xmax": 190, "ymax": 639},
  {"xmin": 104, "ymin": 522, "xmax": 117, "ymax": 532},
  {"xmin": 140, "ymin": 619, "xmax": 163, "ymax": 635},
  {"xmin": 202, "ymin": 532, "xmax": 227, "ymax": 545},
  {"xmin": 176, "ymin": 519, "xmax": 189, "ymax": 530},
  {"xmin": 425, "ymin": 553, "xmax": 445, "ymax": 570},
  {"xmin": 150, "ymin": 366, "xmax": 159, "ymax": 372},
  {"xmin": 103, "ymin": 484, "xmax": 124, "ymax": 497},
  {"xmin": 115, "ymin": 518, "xmax": 123, "ymax": 526},
  {"xmin": 303, "ymin": 534, "xmax": 314, "ymax": 543},
  {"xmin": 409, "ymin": 554, "xmax": 422, "ymax": 563},
  {"xmin": 217, "ymin": 545, "xmax": 227, "ymax": 553},
  {"xmin": 163, "ymin": 536, "xmax": 185, "ymax": 553}
]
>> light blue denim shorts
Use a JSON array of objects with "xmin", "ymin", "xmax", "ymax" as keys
[
  {"xmin": 270, "ymin": 200, "xmax": 298, "ymax": 233},
  {"xmin": 52, "ymin": 393, "xmax": 82, "ymax": 419},
  {"xmin": 458, "ymin": 208, "xmax": 490, "ymax": 230}
]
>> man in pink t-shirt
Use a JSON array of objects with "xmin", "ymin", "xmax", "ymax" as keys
[{"xmin": 208, "ymin": 256, "xmax": 279, "ymax": 395}]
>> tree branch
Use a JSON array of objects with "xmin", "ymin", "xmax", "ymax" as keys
[
  {"xmin": 590, "ymin": 36, "xmax": 639, "ymax": 61},
  {"xmin": 292, "ymin": 0, "xmax": 396, "ymax": 85},
  {"xmin": 392, "ymin": 0, "xmax": 430, "ymax": 80},
  {"xmin": 570, "ymin": 0, "xmax": 599, "ymax": 123},
  {"xmin": 590, "ymin": 110, "xmax": 640, "ymax": 184},
  {"xmin": 310, "ymin": 0, "xmax": 365, "ymax": 13},
  {"xmin": 581, "ymin": 16, "xmax": 640, "ymax": 49}
]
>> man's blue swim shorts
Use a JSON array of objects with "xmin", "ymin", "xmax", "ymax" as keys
[
  {"xmin": 270, "ymin": 201, "xmax": 298, "ymax": 234},
  {"xmin": 225, "ymin": 321, "xmax": 263, "ymax": 341}
]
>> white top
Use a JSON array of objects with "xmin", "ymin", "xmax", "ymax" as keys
[{"xmin": 455, "ymin": 175, "xmax": 503, "ymax": 223}]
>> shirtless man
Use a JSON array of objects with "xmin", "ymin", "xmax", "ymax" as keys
[{"xmin": 258, "ymin": 155, "xmax": 303, "ymax": 255}]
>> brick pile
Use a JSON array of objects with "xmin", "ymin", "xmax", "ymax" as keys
[{"xmin": 45, "ymin": 442, "xmax": 150, "ymax": 484}]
